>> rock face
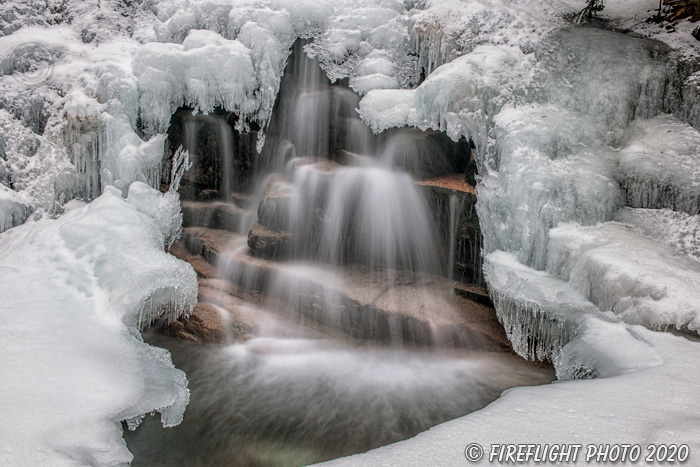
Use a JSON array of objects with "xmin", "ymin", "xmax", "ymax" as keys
[
  {"xmin": 162, "ymin": 39, "xmax": 492, "ymax": 347},
  {"xmin": 181, "ymin": 201, "xmax": 246, "ymax": 232},
  {"xmin": 163, "ymin": 302, "xmax": 227, "ymax": 343},
  {"xmin": 417, "ymin": 175, "xmax": 484, "ymax": 286},
  {"xmin": 182, "ymin": 226, "xmax": 511, "ymax": 351},
  {"xmin": 247, "ymin": 222, "xmax": 295, "ymax": 259}
]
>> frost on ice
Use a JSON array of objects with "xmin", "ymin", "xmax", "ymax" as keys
[
  {"xmin": 358, "ymin": 22, "xmax": 700, "ymax": 362},
  {"xmin": 0, "ymin": 183, "xmax": 197, "ymax": 467},
  {"xmin": 0, "ymin": 0, "xmax": 700, "ymax": 465},
  {"xmin": 617, "ymin": 115, "xmax": 700, "ymax": 215}
]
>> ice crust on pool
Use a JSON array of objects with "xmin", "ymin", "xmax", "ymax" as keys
[{"xmin": 0, "ymin": 183, "xmax": 197, "ymax": 467}]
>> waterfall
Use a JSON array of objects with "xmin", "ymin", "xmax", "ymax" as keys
[{"xmin": 447, "ymin": 194, "xmax": 464, "ymax": 280}]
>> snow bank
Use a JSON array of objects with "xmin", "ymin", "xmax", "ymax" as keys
[{"xmin": 0, "ymin": 183, "xmax": 197, "ymax": 466}]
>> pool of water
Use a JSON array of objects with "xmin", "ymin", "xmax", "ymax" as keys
[{"xmin": 124, "ymin": 332, "xmax": 553, "ymax": 467}]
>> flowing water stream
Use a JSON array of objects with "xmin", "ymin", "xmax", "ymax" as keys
[{"xmin": 124, "ymin": 40, "xmax": 554, "ymax": 466}]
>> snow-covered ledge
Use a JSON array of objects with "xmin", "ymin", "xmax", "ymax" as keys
[{"xmin": 0, "ymin": 182, "xmax": 197, "ymax": 467}]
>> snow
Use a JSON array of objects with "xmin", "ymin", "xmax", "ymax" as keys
[
  {"xmin": 613, "ymin": 207, "xmax": 700, "ymax": 262},
  {"xmin": 547, "ymin": 222, "xmax": 700, "ymax": 333},
  {"xmin": 0, "ymin": 183, "xmax": 197, "ymax": 467},
  {"xmin": 0, "ymin": 0, "xmax": 699, "ymax": 465},
  {"xmin": 0, "ymin": 182, "xmax": 29, "ymax": 232},
  {"xmin": 134, "ymin": 29, "xmax": 258, "ymax": 136},
  {"xmin": 617, "ymin": 115, "xmax": 700, "ymax": 215}
]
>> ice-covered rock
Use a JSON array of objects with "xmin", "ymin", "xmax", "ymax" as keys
[
  {"xmin": 478, "ymin": 105, "xmax": 624, "ymax": 269},
  {"xmin": 0, "ymin": 182, "xmax": 29, "ymax": 232},
  {"xmin": 547, "ymin": 222, "xmax": 700, "ymax": 334},
  {"xmin": 0, "ymin": 183, "xmax": 197, "ymax": 467},
  {"xmin": 405, "ymin": 0, "xmax": 577, "ymax": 74},
  {"xmin": 134, "ymin": 29, "xmax": 259, "ymax": 136},
  {"xmin": 617, "ymin": 115, "xmax": 700, "ymax": 215},
  {"xmin": 359, "ymin": 44, "xmax": 534, "ymax": 154},
  {"xmin": 60, "ymin": 90, "xmax": 166, "ymax": 202},
  {"xmin": 484, "ymin": 250, "xmax": 594, "ymax": 362},
  {"xmin": 613, "ymin": 207, "xmax": 700, "ymax": 262}
]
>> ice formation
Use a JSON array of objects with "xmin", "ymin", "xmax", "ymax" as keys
[
  {"xmin": 617, "ymin": 115, "xmax": 700, "ymax": 215},
  {"xmin": 548, "ymin": 222, "xmax": 700, "ymax": 333},
  {"xmin": 0, "ymin": 183, "xmax": 197, "ymax": 466},
  {"xmin": 358, "ymin": 22, "xmax": 700, "ymax": 358},
  {"xmin": 0, "ymin": 182, "xmax": 29, "ymax": 232},
  {"xmin": 1, "ymin": 0, "xmax": 700, "ymax": 464}
]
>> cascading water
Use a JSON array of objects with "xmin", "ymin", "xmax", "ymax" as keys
[
  {"xmin": 125, "ymin": 39, "xmax": 553, "ymax": 467},
  {"xmin": 447, "ymin": 194, "xmax": 465, "ymax": 280}
]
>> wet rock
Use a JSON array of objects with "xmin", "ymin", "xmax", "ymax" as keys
[
  {"xmin": 81, "ymin": 28, "xmax": 96, "ymax": 43},
  {"xmin": 186, "ymin": 256, "xmax": 217, "ymax": 279},
  {"xmin": 377, "ymin": 128, "xmax": 471, "ymax": 180},
  {"xmin": 184, "ymin": 226, "xmax": 508, "ymax": 350},
  {"xmin": 181, "ymin": 200, "xmax": 245, "ymax": 231},
  {"xmin": 256, "ymin": 175, "xmax": 298, "ymax": 232},
  {"xmin": 338, "ymin": 150, "xmax": 371, "ymax": 166},
  {"xmin": 417, "ymin": 175, "xmax": 484, "ymax": 286},
  {"xmin": 166, "ymin": 107, "xmax": 258, "ymax": 201},
  {"xmin": 247, "ymin": 222, "xmax": 295, "ymax": 258},
  {"xmin": 454, "ymin": 282, "xmax": 493, "ymax": 308},
  {"xmin": 163, "ymin": 302, "xmax": 227, "ymax": 343}
]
